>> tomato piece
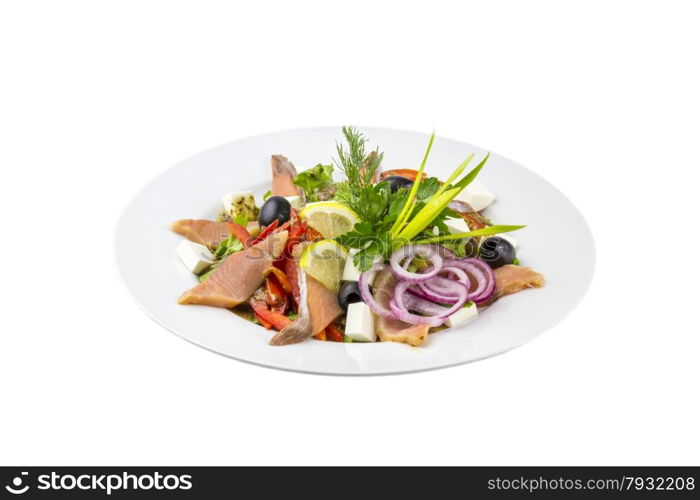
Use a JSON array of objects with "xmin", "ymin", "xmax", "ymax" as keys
[
  {"xmin": 225, "ymin": 222, "xmax": 253, "ymax": 248},
  {"xmin": 326, "ymin": 322, "xmax": 344, "ymax": 342},
  {"xmin": 380, "ymin": 169, "xmax": 427, "ymax": 182},
  {"xmin": 314, "ymin": 329, "xmax": 327, "ymax": 341},
  {"xmin": 249, "ymin": 300, "xmax": 292, "ymax": 331}
]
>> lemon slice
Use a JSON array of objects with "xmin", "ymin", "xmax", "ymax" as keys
[
  {"xmin": 299, "ymin": 202, "xmax": 359, "ymax": 238},
  {"xmin": 300, "ymin": 240, "xmax": 348, "ymax": 292}
]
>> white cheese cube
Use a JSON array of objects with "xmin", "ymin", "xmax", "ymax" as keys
[
  {"xmin": 284, "ymin": 195, "xmax": 304, "ymax": 210},
  {"xmin": 345, "ymin": 302, "xmax": 376, "ymax": 342},
  {"xmin": 221, "ymin": 191, "xmax": 257, "ymax": 220},
  {"xmin": 445, "ymin": 216, "xmax": 471, "ymax": 235},
  {"xmin": 452, "ymin": 180, "xmax": 496, "ymax": 212},
  {"xmin": 176, "ymin": 240, "xmax": 214, "ymax": 274},
  {"xmin": 445, "ymin": 302, "xmax": 478, "ymax": 328},
  {"xmin": 342, "ymin": 249, "xmax": 376, "ymax": 284}
]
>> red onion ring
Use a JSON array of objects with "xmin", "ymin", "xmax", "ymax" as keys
[
  {"xmin": 409, "ymin": 283, "xmax": 467, "ymax": 304},
  {"xmin": 358, "ymin": 265, "xmax": 394, "ymax": 318},
  {"xmin": 442, "ymin": 258, "xmax": 494, "ymax": 302},
  {"xmin": 390, "ymin": 245, "xmax": 443, "ymax": 282},
  {"xmin": 390, "ymin": 280, "xmax": 467, "ymax": 326}
]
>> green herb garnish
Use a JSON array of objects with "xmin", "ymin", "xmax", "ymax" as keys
[
  {"xmin": 390, "ymin": 131, "xmax": 435, "ymax": 237},
  {"xmin": 214, "ymin": 234, "xmax": 244, "ymax": 260},
  {"xmin": 233, "ymin": 213, "xmax": 249, "ymax": 227},
  {"xmin": 333, "ymin": 127, "xmax": 524, "ymax": 271},
  {"xmin": 393, "ymin": 153, "xmax": 492, "ymax": 247},
  {"xmin": 293, "ymin": 163, "xmax": 334, "ymax": 202},
  {"xmin": 262, "ymin": 190, "xmax": 272, "ymax": 201},
  {"xmin": 414, "ymin": 225, "xmax": 526, "ymax": 244},
  {"xmin": 333, "ymin": 126, "xmax": 385, "ymax": 225}
]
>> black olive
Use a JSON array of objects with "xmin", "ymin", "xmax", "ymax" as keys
[
  {"xmin": 384, "ymin": 175, "xmax": 414, "ymax": 193},
  {"xmin": 479, "ymin": 237, "xmax": 516, "ymax": 269},
  {"xmin": 258, "ymin": 196, "xmax": 291, "ymax": 227},
  {"xmin": 337, "ymin": 281, "xmax": 363, "ymax": 311}
]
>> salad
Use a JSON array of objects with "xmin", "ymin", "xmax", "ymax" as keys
[{"xmin": 171, "ymin": 127, "xmax": 544, "ymax": 346}]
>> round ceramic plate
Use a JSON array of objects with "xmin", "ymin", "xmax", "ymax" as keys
[{"xmin": 114, "ymin": 127, "xmax": 595, "ymax": 375}]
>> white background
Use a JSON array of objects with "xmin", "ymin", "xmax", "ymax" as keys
[{"xmin": 1, "ymin": 0, "xmax": 698, "ymax": 465}]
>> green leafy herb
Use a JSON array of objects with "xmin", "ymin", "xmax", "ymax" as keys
[
  {"xmin": 453, "ymin": 153, "xmax": 490, "ymax": 191},
  {"xmin": 233, "ymin": 213, "xmax": 249, "ymax": 227},
  {"xmin": 432, "ymin": 154, "xmax": 473, "ymax": 199},
  {"xmin": 332, "ymin": 127, "xmax": 524, "ymax": 271},
  {"xmin": 393, "ymin": 153, "xmax": 492, "ymax": 248},
  {"xmin": 391, "ymin": 131, "xmax": 435, "ymax": 237},
  {"xmin": 293, "ymin": 163, "xmax": 334, "ymax": 202},
  {"xmin": 333, "ymin": 126, "xmax": 385, "ymax": 224},
  {"xmin": 415, "ymin": 225, "xmax": 526, "ymax": 244},
  {"xmin": 262, "ymin": 190, "xmax": 272, "ymax": 201},
  {"xmin": 198, "ymin": 234, "xmax": 246, "ymax": 282},
  {"xmin": 213, "ymin": 234, "xmax": 244, "ymax": 260}
]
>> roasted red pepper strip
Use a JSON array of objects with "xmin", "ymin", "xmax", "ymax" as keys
[
  {"xmin": 326, "ymin": 322, "xmax": 344, "ymax": 342},
  {"xmin": 265, "ymin": 274, "xmax": 288, "ymax": 315},
  {"xmin": 380, "ymin": 169, "xmax": 428, "ymax": 182},
  {"xmin": 253, "ymin": 310, "xmax": 273, "ymax": 330},
  {"xmin": 305, "ymin": 226, "xmax": 324, "ymax": 242},
  {"xmin": 251, "ymin": 219, "xmax": 278, "ymax": 245},
  {"xmin": 380, "ymin": 169, "xmax": 427, "ymax": 182},
  {"xmin": 283, "ymin": 221, "xmax": 307, "ymax": 258},
  {"xmin": 226, "ymin": 222, "xmax": 253, "ymax": 248},
  {"xmin": 264, "ymin": 267, "xmax": 292, "ymax": 295},
  {"xmin": 249, "ymin": 300, "xmax": 292, "ymax": 331}
]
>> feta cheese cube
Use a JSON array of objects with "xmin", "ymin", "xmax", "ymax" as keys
[
  {"xmin": 176, "ymin": 240, "xmax": 214, "ymax": 274},
  {"xmin": 452, "ymin": 180, "xmax": 496, "ymax": 212},
  {"xmin": 284, "ymin": 195, "xmax": 304, "ymax": 210},
  {"xmin": 445, "ymin": 302, "xmax": 478, "ymax": 328},
  {"xmin": 342, "ymin": 249, "xmax": 376, "ymax": 284},
  {"xmin": 344, "ymin": 302, "xmax": 376, "ymax": 342},
  {"xmin": 445, "ymin": 216, "xmax": 471, "ymax": 235},
  {"xmin": 221, "ymin": 191, "xmax": 257, "ymax": 220}
]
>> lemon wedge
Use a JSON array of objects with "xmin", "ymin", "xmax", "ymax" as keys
[
  {"xmin": 299, "ymin": 239, "xmax": 348, "ymax": 292},
  {"xmin": 299, "ymin": 202, "xmax": 359, "ymax": 239}
]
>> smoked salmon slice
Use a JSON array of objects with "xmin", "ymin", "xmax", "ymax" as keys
[
  {"xmin": 271, "ymin": 155, "xmax": 305, "ymax": 198},
  {"xmin": 170, "ymin": 219, "xmax": 235, "ymax": 248},
  {"xmin": 373, "ymin": 267, "xmax": 429, "ymax": 346},
  {"xmin": 178, "ymin": 231, "xmax": 288, "ymax": 308},
  {"xmin": 269, "ymin": 246, "xmax": 343, "ymax": 346},
  {"xmin": 492, "ymin": 265, "xmax": 545, "ymax": 300}
]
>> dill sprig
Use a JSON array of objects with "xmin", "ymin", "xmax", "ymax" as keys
[{"xmin": 333, "ymin": 126, "xmax": 384, "ymax": 223}]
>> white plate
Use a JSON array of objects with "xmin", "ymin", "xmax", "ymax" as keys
[{"xmin": 114, "ymin": 127, "xmax": 595, "ymax": 375}]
